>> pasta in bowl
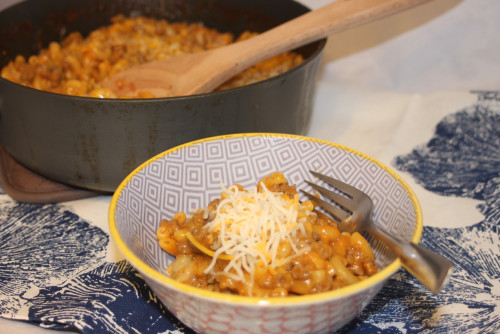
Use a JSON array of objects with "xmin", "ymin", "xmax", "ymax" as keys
[
  {"xmin": 157, "ymin": 171, "xmax": 378, "ymax": 297},
  {"xmin": 109, "ymin": 133, "xmax": 422, "ymax": 334}
]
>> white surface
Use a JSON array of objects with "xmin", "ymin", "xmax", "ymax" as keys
[
  {"xmin": 314, "ymin": 0, "xmax": 500, "ymax": 92},
  {"xmin": 0, "ymin": 0, "xmax": 498, "ymax": 333}
]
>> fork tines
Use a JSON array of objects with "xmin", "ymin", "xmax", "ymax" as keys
[
  {"xmin": 309, "ymin": 170, "xmax": 358, "ymax": 199},
  {"xmin": 301, "ymin": 171, "xmax": 357, "ymax": 223}
]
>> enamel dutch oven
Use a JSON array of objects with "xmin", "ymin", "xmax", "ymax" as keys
[{"xmin": 0, "ymin": 0, "xmax": 325, "ymax": 192}]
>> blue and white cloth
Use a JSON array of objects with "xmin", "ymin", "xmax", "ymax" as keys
[
  {"xmin": 1, "ymin": 0, "xmax": 499, "ymax": 333},
  {"xmin": 0, "ymin": 88, "xmax": 498, "ymax": 334}
]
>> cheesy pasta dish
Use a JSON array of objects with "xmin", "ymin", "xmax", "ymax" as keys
[
  {"xmin": 1, "ymin": 15, "xmax": 304, "ymax": 98},
  {"xmin": 157, "ymin": 172, "xmax": 378, "ymax": 297}
]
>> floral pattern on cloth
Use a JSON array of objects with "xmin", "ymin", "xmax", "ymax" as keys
[
  {"xmin": 0, "ymin": 203, "xmax": 191, "ymax": 333},
  {"xmin": 0, "ymin": 91, "xmax": 498, "ymax": 334},
  {"xmin": 345, "ymin": 91, "xmax": 499, "ymax": 333}
]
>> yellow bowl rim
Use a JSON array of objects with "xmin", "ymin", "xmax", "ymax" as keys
[{"xmin": 109, "ymin": 133, "xmax": 423, "ymax": 306}]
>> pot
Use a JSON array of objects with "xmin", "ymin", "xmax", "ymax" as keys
[{"xmin": 0, "ymin": 0, "xmax": 325, "ymax": 192}]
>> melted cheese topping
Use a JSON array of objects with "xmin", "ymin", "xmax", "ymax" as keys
[{"xmin": 203, "ymin": 182, "xmax": 313, "ymax": 283}]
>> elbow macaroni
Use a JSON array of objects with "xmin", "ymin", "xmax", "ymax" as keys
[
  {"xmin": 157, "ymin": 172, "xmax": 378, "ymax": 297},
  {"xmin": 1, "ymin": 15, "xmax": 303, "ymax": 98}
]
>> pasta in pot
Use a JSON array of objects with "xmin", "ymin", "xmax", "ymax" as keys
[
  {"xmin": 157, "ymin": 172, "xmax": 378, "ymax": 297},
  {"xmin": 1, "ymin": 15, "xmax": 304, "ymax": 98}
]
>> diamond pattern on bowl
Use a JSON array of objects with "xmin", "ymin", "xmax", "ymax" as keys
[{"xmin": 111, "ymin": 134, "xmax": 421, "ymax": 334}]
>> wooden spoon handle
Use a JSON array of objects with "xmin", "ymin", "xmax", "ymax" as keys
[
  {"xmin": 103, "ymin": 0, "xmax": 433, "ymax": 97},
  {"xmin": 212, "ymin": 0, "xmax": 432, "ymax": 79}
]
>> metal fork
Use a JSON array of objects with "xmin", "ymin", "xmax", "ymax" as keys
[{"xmin": 302, "ymin": 170, "xmax": 453, "ymax": 294}]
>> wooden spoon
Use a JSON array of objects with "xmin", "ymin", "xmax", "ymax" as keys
[{"xmin": 101, "ymin": 0, "xmax": 433, "ymax": 98}]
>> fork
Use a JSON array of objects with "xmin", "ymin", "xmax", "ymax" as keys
[{"xmin": 302, "ymin": 170, "xmax": 453, "ymax": 294}]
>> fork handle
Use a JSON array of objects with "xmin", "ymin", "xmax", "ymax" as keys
[{"xmin": 368, "ymin": 224, "xmax": 453, "ymax": 294}]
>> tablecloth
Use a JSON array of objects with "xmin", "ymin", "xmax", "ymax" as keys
[{"xmin": 1, "ymin": 0, "xmax": 499, "ymax": 333}]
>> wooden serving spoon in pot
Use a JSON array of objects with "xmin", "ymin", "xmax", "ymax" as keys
[{"xmin": 101, "ymin": 0, "xmax": 433, "ymax": 98}]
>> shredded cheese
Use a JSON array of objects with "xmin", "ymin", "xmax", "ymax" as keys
[{"xmin": 203, "ymin": 182, "xmax": 313, "ymax": 283}]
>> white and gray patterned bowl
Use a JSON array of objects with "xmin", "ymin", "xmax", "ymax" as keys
[{"xmin": 109, "ymin": 133, "xmax": 422, "ymax": 334}]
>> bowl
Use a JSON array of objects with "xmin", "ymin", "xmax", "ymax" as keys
[
  {"xmin": 0, "ymin": 0, "xmax": 325, "ymax": 192},
  {"xmin": 109, "ymin": 133, "xmax": 423, "ymax": 333}
]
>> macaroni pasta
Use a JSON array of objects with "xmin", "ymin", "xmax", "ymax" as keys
[
  {"xmin": 1, "ymin": 15, "xmax": 304, "ymax": 98},
  {"xmin": 157, "ymin": 172, "xmax": 378, "ymax": 297}
]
